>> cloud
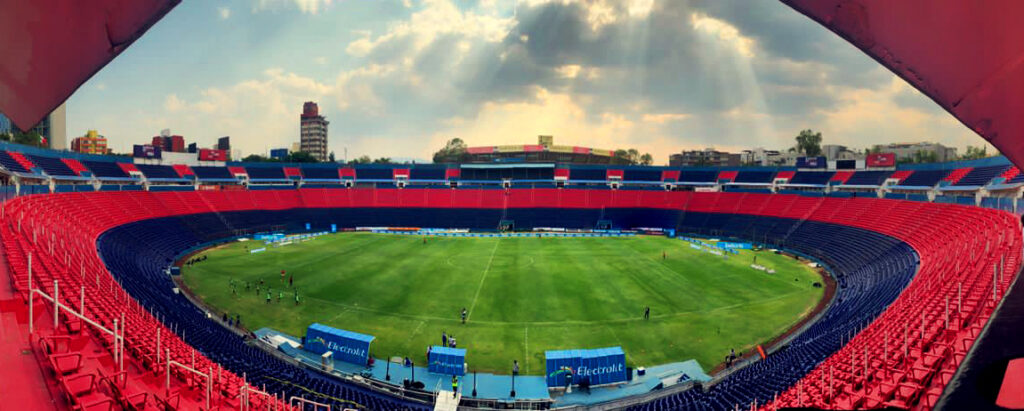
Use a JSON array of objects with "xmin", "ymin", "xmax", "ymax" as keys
[
  {"xmin": 76, "ymin": 0, "xmax": 995, "ymax": 161},
  {"xmin": 253, "ymin": 0, "xmax": 333, "ymax": 14},
  {"xmin": 218, "ymin": 6, "xmax": 231, "ymax": 20}
]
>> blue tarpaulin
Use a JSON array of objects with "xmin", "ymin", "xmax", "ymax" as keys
[{"xmin": 304, "ymin": 323, "xmax": 374, "ymax": 366}]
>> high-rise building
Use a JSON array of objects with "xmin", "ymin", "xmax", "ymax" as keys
[
  {"xmin": 0, "ymin": 112, "xmax": 11, "ymax": 134},
  {"xmin": 873, "ymin": 142, "xmax": 959, "ymax": 163},
  {"xmin": 300, "ymin": 101, "xmax": 329, "ymax": 161},
  {"xmin": 151, "ymin": 129, "xmax": 185, "ymax": 153},
  {"xmin": 217, "ymin": 136, "xmax": 230, "ymax": 150},
  {"xmin": 70, "ymin": 129, "xmax": 108, "ymax": 154},
  {"xmin": 669, "ymin": 148, "xmax": 742, "ymax": 167},
  {"xmin": 0, "ymin": 103, "xmax": 66, "ymax": 149}
]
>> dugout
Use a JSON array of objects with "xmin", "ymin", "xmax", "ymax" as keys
[
  {"xmin": 428, "ymin": 346, "xmax": 466, "ymax": 376},
  {"xmin": 546, "ymin": 347, "xmax": 627, "ymax": 387},
  {"xmin": 303, "ymin": 323, "xmax": 375, "ymax": 366}
]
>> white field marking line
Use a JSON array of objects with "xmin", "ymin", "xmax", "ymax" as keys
[
  {"xmin": 444, "ymin": 254, "xmax": 536, "ymax": 266},
  {"xmin": 467, "ymin": 239, "xmax": 501, "ymax": 321},
  {"xmin": 524, "ymin": 326, "xmax": 530, "ymax": 374},
  {"xmin": 405, "ymin": 321, "xmax": 426, "ymax": 345}
]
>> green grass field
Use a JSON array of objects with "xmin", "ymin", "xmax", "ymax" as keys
[{"xmin": 181, "ymin": 233, "xmax": 823, "ymax": 375}]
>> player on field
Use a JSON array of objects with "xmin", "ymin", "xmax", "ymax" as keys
[
  {"xmin": 644, "ymin": 306, "xmax": 650, "ymax": 320},
  {"xmin": 461, "ymin": 307, "xmax": 468, "ymax": 324},
  {"xmin": 266, "ymin": 290, "xmax": 271, "ymax": 304},
  {"xmin": 442, "ymin": 331, "xmax": 448, "ymax": 346}
]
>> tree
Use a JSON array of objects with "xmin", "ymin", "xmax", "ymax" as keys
[
  {"xmin": 639, "ymin": 153, "xmax": 653, "ymax": 166},
  {"xmin": 961, "ymin": 145, "xmax": 990, "ymax": 161},
  {"xmin": 432, "ymin": 138, "xmax": 469, "ymax": 163},
  {"xmin": 372, "ymin": 157, "xmax": 392, "ymax": 164},
  {"xmin": 10, "ymin": 130, "xmax": 44, "ymax": 147},
  {"xmin": 286, "ymin": 151, "xmax": 319, "ymax": 163},
  {"xmin": 328, "ymin": 151, "xmax": 336, "ymax": 163},
  {"xmin": 794, "ymin": 129, "xmax": 823, "ymax": 157},
  {"xmin": 242, "ymin": 154, "xmax": 272, "ymax": 162},
  {"xmin": 0, "ymin": 132, "xmax": 10, "ymax": 142},
  {"xmin": 348, "ymin": 155, "xmax": 372, "ymax": 165}
]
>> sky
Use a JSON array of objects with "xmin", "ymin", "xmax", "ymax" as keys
[{"xmin": 65, "ymin": 0, "xmax": 993, "ymax": 164}]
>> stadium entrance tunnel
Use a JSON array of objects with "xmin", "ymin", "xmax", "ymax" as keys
[{"xmin": 95, "ymin": 193, "xmax": 919, "ymax": 409}]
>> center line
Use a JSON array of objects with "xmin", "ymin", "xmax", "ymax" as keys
[{"xmin": 467, "ymin": 239, "xmax": 500, "ymax": 321}]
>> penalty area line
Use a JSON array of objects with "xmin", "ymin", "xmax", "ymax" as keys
[{"xmin": 467, "ymin": 239, "xmax": 500, "ymax": 321}]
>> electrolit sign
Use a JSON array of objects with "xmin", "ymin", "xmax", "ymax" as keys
[
  {"xmin": 304, "ymin": 323, "xmax": 374, "ymax": 366},
  {"xmin": 330, "ymin": 224, "xmax": 337, "ymax": 233},
  {"xmin": 717, "ymin": 242, "xmax": 752, "ymax": 250},
  {"xmin": 545, "ymin": 347, "xmax": 627, "ymax": 387}
]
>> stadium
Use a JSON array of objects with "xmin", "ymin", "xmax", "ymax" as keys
[{"xmin": 2, "ymin": 2, "xmax": 1024, "ymax": 411}]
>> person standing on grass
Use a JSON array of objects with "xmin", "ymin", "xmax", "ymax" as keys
[
  {"xmin": 461, "ymin": 307, "xmax": 468, "ymax": 324},
  {"xmin": 442, "ymin": 331, "xmax": 448, "ymax": 347},
  {"xmin": 644, "ymin": 306, "xmax": 650, "ymax": 320},
  {"xmin": 266, "ymin": 290, "xmax": 271, "ymax": 304},
  {"xmin": 513, "ymin": 360, "xmax": 519, "ymax": 375},
  {"xmin": 662, "ymin": 250, "xmax": 666, "ymax": 260},
  {"xmin": 289, "ymin": 274, "xmax": 293, "ymax": 288}
]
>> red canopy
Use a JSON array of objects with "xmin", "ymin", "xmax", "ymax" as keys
[
  {"xmin": 783, "ymin": 0, "xmax": 1024, "ymax": 167},
  {"xmin": 0, "ymin": 0, "xmax": 179, "ymax": 130}
]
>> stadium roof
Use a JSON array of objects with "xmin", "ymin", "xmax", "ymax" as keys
[
  {"xmin": 783, "ymin": 0, "xmax": 1024, "ymax": 169},
  {"xmin": 0, "ymin": 0, "xmax": 179, "ymax": 130}
]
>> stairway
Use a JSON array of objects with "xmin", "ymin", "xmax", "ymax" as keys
[{"xmin": 433, "ymin": 389, "xmax": 461, "ymax": 411}]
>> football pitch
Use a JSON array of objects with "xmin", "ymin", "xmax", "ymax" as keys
[{"xmin": 181, "ymin": 233, "xmax": 824, "ymax": 375}]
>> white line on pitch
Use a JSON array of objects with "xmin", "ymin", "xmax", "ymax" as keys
[
  {"xmin": 524, "ymin": 326, "xmax": 530, "ymax": 374},
  {"xmin": 467, "ymin": 239, "xmax": 500, "ymax": 321}
]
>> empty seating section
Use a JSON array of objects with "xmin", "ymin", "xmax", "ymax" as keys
[
  {"xmin": 61, "ymin": 159, "xmax": 90, "ymax": 176},
  {"xmin": 300, "ymin": 166, "xmax": 341, "ymax": 180},
  {"xmin": 1, "ymin": 189, "xmax": 1019, "ymax": 410},
  {"xmin": 888, "ymin": 170, "xmax": 913, "ymax": 183},
  {"xmin": 191, "ymin": 166, "xmax": 233, "ymax": 180},
  {"xmin": 409, "ymin": 167, "xmax": 446, "ymax": 180},
  {"xmin": 0, "ymin": 150, "xmax": 30, "ymax": 173},
  {"xmin": 955, "ymin": 165, "xmax": 1010, "ymax": 186},
  {"xmin": 25, "ymin": 154, "xmax": 77, "ymax": 176},
  {"xmin": 942, "ymin": 167, "xmax": 972, "ymax": 184},
  {"xmin": 734, "ymin": 171, "xmax": 776, "ymax": 183},
  {"xmin": 568, "ymin": 168, "xmax": 607, "ymax": 181},
  {"xmin": 900, "ymin": 169, "xmax": 948, "ymax": 187},
  {"xmin": 997, "ymin": 167, "xmax": 1020, "ymax": 184},
  {"xmin": 845, "ymin": 170, "xmax": 891, "ymax": 186},
  {"xmin": 829, "ymin": 170, "xmax": 854, "ymax": 184},
  {"xmin": 678, "ymin": 170, "xmax": 718, "ymax": 183},
  {"xmin": 788, "ymin": 171, "xmax": 835, "ymax": 185},
  {"xmin": 171, "ymin": 164, "xmax": 195, "ymax": 178},
  {"xmin": 1007, "ymin": 172, "xmax": 1024, "ymax": 185},
  {"xmin": 716, "ymin": 170, "xmax": 738, "ymax": 182},
  {"xmin": 135, "ymin": 164, "xmax": 180, "ymax": 179},
  {"xmin": 82, "ymin": 161, "xmax": 131, "ymax": 178},
  {"xmin": 245, "ymin": 166, "xmax": 286, "ymax": 180},
  {"xmin": 354, "ymin": 168, "xmax": 392, "ymax": 180},
  {"xmin": 460, "ymin": 167, "xmax": 555, "ymax": 181},
  {"xmin": 622, "ymin": 169, "xmax": 662, "ymax": 181}
]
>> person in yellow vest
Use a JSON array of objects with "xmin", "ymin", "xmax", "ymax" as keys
[{"xmin": 451, "ymin": 375, "xmax": 458, "ymax": 398}]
